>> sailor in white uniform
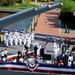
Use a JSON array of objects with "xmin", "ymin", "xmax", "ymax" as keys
[
  {"xmin": 5, "ymin": 31, "xmax": 8, "ymax": 36},
  {"xmin": 18, "ymin": 35, "xmax": 22, "ymax": 45},
  {"xmin": 10, "ymin": 36, "xmax": 13, "ymax": 46},
  {"xmin": 14, "ymin": 35, "xmax": 18, "ymax": 45},
  {"xmin": 54, "ymin": 38, "xmax": 61, "ymax": 59},
  {"xmin": 14, "ymin": 30, "xmax": 19, "ymax": 37},
  {"xmin": 27, "ymin": 32, "xmax": 30, "ymax": 37},
  {"xmin": 27, "ymin": 35, "xmax": 31, "ymax": 48},
  {"xmin": 8, "ymin": 33, "xmax": 13, "ymax": 46},
  {"xmin": 5, "ymin": 35, "xmax": 9, "ymax": 47},
  {"xmin": 3, "ymin": 31, "xmax": 8, "ymax": 45},
  {"xmin": 13, "ymin": 30, "xmax": 19, "ymax": 45},
  {"xmin": 3, "ymin": 34, "xmax": 6, "ymax": 44}
]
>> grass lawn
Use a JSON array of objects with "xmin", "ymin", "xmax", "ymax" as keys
[{"xmin": 0, "ymin": 3, "xmax": 39, "ymax": 10}]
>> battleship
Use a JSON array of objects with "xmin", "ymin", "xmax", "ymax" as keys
[{"xmin": 1, "ymin": 2, "xmax": 75, "ymax": 75}]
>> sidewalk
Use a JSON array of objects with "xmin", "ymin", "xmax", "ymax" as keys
[{"xmin": 35, "ymin": 2, "xmax": 75, "ymax": 38}]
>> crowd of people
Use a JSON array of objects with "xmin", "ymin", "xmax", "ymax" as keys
[
  {"xmin": 0, "ymin": 29, "xmax": 47, "ymax": 65},
  {"xmin": 0, "ymin": 32, "xmax": 75, "ymax": 67},
  {"xmin": 3, "ymin": 30, "xmax": 35, "ymax": 47},
  {"xmin": 13, "ymin": 43, "xmax": 46, "ymax": 64},
  {"xmin": 53, "ymin": 38, "xmax": 75, "ymax": 67},
  {"xmin": 16, "ymin": 44, "xmax": 44, "ymax": 64},
  {"xmin": 0, "ymin": 41, "xmax": 46, "ymax": 64}
]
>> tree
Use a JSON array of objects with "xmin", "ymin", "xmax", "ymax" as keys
[
  {"xmin": 18, "ymin": 0, "xmax": 22, "ymax": 3},
  {"xmin": 25, "ymin": 0, "xmax": 31, "ymax": 4},
  {"xmin": 0, "ymin": 0, "xmax": 19, "ymax": 6},
  {"xmin": 0, "ymin": 0, "xmax": 3, "ymax": 5},
  {"xmin": 23, "ymin": 0, "xmax": 31, "ymax": 6},
  {"xmin": 60, "ymin": 0, "xmax": 75, "ymax": 12},
  {"xmin": 59, "ymin": 0, "xmax": 75, "ymax": 28}
]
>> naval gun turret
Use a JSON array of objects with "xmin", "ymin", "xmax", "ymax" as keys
[{"xmin": 0, "ymin": 3, "xmax": 62, "ymax": 28}]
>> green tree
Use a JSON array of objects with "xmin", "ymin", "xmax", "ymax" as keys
[
  {"xmin": 60, "ymin": 0, "xmax": 75, "ymax": 12},
  {"xmin": 24, "ymin": 0, "xmax": 31, "ymax": 6},
  {"xmin": 47, "ymin": 0, "xmax": 50, "ymax": 2},
  {"xmin": 59, "ymin": 0, "xmax": 75, "ymax": 28},
  {"xmin": 18, "ymin": 0, "xmax": 22, "ymax": 3},
  {"xmin": 2, "ymin": 0, "xmax": 8, "ymax": 6},
  {"xmin": 0, "ymin": 0, "xmax": 3, "ymax": 5},
  {"xmin": 25, "ymin": 0, "xmax": 31, "ymax": 4},
  {"xmin": 0, "ymin": 0, "xmax": 19, "ymax": 6}
]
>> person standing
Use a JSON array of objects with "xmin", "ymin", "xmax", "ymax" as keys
[
  {"xmin": 40, "ymin": 47, "xmax": 44, "ymax": 57},
  {"xmin": 21, "ymin": 48, "xmax": 26, "ymax": 57},
  {"xmin": 24, "ymin": 44, "xmax": 28, "ymax": 51},
  {"xmin": 14, "ymin": 35, "xmax": 18, "ymax": 46},
  {"xmin": 72, "ymin": 45, "xmax": 75, "ymax": 51},
  {"xmin": 0, "ymin": 50, "xmax": 4, "ymax": 58},
  {"xmin": 5, "ymin": 35, "xmax": 9, "ymax": 47},
  {"xmin": 27, "ymin": 35, "xmax": 31, "ymax": 48},
  {"xmin": 44, "ymin": 45, "xmax": 47, "ymax": 54},
  {"xmin": 19, "ymin": 35, "xmax": 22, "ymax": 45},
  {"xmin": 4, "ymin": 49, "xmax": 8, "ymax": 57},
  {"xmin": 62, "ymin": 43, "xmax": 66, "ymax": 54},
  {"xmin": 54, "ymin": 38, "xmax": 61, "ymax": 59},
  {"xmin": 4, "ymin": 31, "xmax": 8, "ymax": 45},
  {"xmin": 22, "ymin": 33, "xmax": 26, "ymax": 45},
  {"xmin": 34, "ymin": 45, "xmax": 38, "ymax": 58},
  {"xmin": 9, "ymin": 34, "xmax": 13, "ymax": 46}
]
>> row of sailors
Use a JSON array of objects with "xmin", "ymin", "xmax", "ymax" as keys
[{"xmin": 3, "ymin": 31, "xmax": 35, "ymax": 47}]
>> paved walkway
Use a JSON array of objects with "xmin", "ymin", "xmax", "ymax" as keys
[{"xmin": 35, "ymin": 2, "xmax": 75, "ymax": 38}]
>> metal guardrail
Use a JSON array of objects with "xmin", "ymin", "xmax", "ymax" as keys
[{"xmin": 35, "ymin": 33, "xmax": 75, "ymax": 45}]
